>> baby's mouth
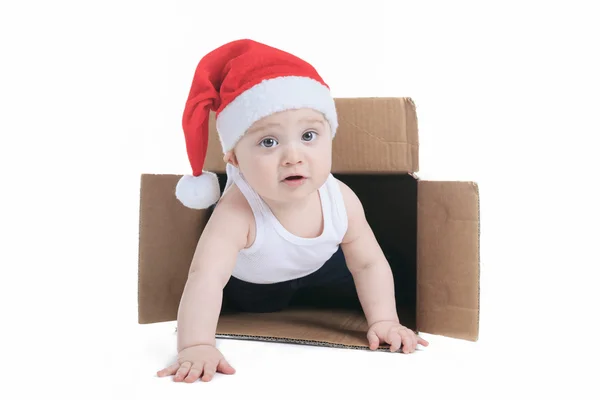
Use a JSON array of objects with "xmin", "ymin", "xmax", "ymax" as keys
[
  {"xmin": 284, "ymin": 175, "xmax": 304, "ymax": 181},
  {"xmin": 282, "ymin": 175, "xmax": 307, "ymax": 186}
]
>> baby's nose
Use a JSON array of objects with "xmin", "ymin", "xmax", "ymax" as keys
[{"xmin": 282, "ymin": 145, "xmax": 304, "ymax": 165}]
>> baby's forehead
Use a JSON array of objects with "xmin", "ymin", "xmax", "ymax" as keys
[{"xmin": 248, "ymin": 108, "xmax": 326, "ymax": 133}]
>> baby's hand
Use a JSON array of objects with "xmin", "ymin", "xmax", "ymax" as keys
[
  {"xmin": 367, "ymin": 320, "xmax": 429, "ymax": 353},
  {"xmin": 157, "ymin": 344, "xmax": 236, "ymax": 383}
]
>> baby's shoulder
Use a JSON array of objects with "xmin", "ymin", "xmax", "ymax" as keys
[
  {"xmin": 210, "ymin": 183, "xmax": 255, "ymax": 248},
  {"xmin": 212, "ymin": 183, "xmax": 254, "ymax": 223},
  {"xmin": 332, "ymin": 177, "xmax": 368, "ymax": 243},
  {"xmin": 332, "ymin": 177, "xmax": 365, "ymax": 217}
]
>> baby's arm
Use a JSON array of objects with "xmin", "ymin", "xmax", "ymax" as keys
[
  {"xmin": 338, "ymin": 180, "xmax": 428, "ymax": 353},
  {"xmin": 176, "ymin": 193, "xmax": 251, "ymax": 353},
  {"xmin": 338, "ymin": 180, "xmax": 400, "ymax": 327}
]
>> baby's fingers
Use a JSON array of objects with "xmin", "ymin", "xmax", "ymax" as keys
[
  {"xmin": 174, "ymin": 361, "xmax": 192, "ymax": 382},
  {"xmin": 201, "ymin": 363, "xmax": 217, "ymax": 382},
  {"xmin": 217, "ymin": 358, "xmax": 236, "ymax": 375},
  {"xmin": 184, "ymin": 363, "xmax": 204, "ymax": 383},
  {"xmin": 398, "ymin": 331, "xmax": 415, "ymax": 353},
  {"xmin": 417, "ymin": 336, "xmax": 430, "ymax": 347},
  {"xmin": 389, "ymin": 331, "xmax": 403, "ymax": 353},
  {"xmin": 367, "ymin": 330, "xmax": 380, "ymax": 350},
  {"xmin": 405, "ymin": 334, "xmax": 417, "ymax": 353},
  {"xmin": 157, "ymin": 362, "xmax": 179, "ymax": 377}
]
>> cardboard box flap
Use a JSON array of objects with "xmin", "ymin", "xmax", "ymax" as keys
[
  {"xmin": 215, "ymin": 308, "xmax": 372, "ymax": 350},
  {"xmin": 138, "ymin": 173, "xmax": 210, "ymax": 324},
  {"xmin": 416, "ymin": 180, "xmax": 480, "ymax": 341},
  {"xmin": 204, "ymin": 97, "xmax": 419, "ymax": 174}
]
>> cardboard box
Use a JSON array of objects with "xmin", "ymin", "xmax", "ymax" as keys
[{"xmin": 137, "ymin": 97, "xmax": 480, "ymax": 350}]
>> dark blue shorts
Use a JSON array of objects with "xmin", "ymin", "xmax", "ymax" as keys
[{"xmin": 223, "ymin": 246, "xmax": 361, "ymax": 313}]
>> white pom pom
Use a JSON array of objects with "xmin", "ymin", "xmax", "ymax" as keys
[{"xmin": 175, "ymin": 171, "xmax": 221, "ymax": 209}]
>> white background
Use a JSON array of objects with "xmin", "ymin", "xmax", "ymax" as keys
[{"xmin": 1, "ymin": 0, "xmax": 599, "ymax": 398}]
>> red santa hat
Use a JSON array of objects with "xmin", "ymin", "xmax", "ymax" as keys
[{"xmin": 175, "ymin": 39, "xmax": 338, "ymax": 209}]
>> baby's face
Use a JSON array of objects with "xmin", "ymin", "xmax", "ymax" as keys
[{"xmin": 227, "ymin": 108, "xmax": 333, "ymax": 204}]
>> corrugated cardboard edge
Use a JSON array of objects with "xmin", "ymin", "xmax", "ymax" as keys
[
  {"xmin": 215, "ymin": 334, "xmax": 397, "ymax": 352},
  {"xmin": 416, "ymin": 180, "xmax": 480, "ymax": 341}
]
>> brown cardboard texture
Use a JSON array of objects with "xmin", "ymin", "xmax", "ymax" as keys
[{"xmin": 138, "ymin": 97, "xmax": 480, "ymax": 350}]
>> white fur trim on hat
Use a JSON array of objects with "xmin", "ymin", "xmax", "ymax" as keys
[
  {"xmin": 216, "ymin": 76, "xmax": 338, "ymax": 153},
  {"xmin": 175, "ymin": 171, "xmax": 220, "ymax": 209}
]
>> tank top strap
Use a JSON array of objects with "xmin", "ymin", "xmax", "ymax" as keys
[
  {"xmin": 225, "ymin": 164, "xmax": 269, "ymax": 215},
  {"xmin": 317, "ymin": 178, "xmax": 334, "ymax": 235},
  {"xmin": 224, "ymin": 164, "xmax": 268, "ymax": 251}
]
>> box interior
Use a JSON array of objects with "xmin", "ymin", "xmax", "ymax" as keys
[{"xmin": 211, "ymin": 171, "xmax": 419, "ymax": 349}]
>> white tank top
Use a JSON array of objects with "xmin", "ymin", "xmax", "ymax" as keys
[{"xmin": 223, "ymin": 164, "xmax": 348, "ymax": 284}]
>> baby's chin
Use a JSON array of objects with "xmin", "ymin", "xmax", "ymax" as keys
[
  {"xmin": 249, "ymin": 171, "xmax": 329, "ymax": 197},
  {"xmin": 253, "ymin": 181, "xmax": 317, "ymax": 203}
]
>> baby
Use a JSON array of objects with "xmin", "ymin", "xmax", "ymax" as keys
[{"xmin": 157, "ymin": 39, "xmax": 428, "ymax": 383}]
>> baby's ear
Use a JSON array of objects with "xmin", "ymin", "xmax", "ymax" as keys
[{"xmin": 223, "ymin": 151, "xmax": 239, "ymax": 167}]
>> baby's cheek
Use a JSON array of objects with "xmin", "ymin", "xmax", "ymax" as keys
[
  {"xmin": 249, "ymin": 163, "xmax": 270, "ymax": 181},
  {"xmin": 246, "ymin": 169, "xmax": 273, "ymax": 193}
]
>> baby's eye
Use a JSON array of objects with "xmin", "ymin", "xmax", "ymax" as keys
[
  {"xmin": 302, "ymin": 131, "xmax": 317, "ymax": 141},
  {"xmin": 260, "ymin": 138, "xmax": 278, "ymax": 148}
]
